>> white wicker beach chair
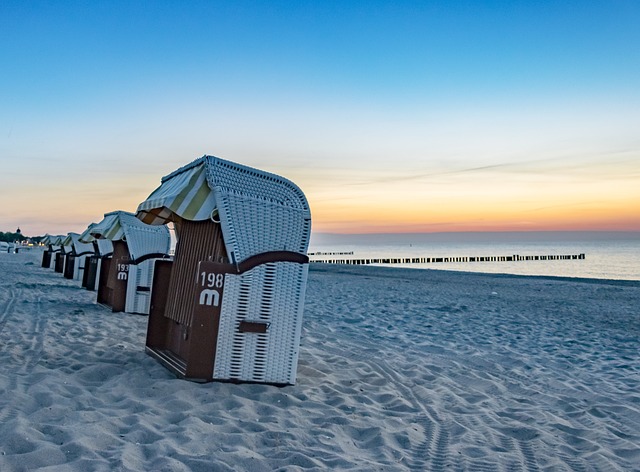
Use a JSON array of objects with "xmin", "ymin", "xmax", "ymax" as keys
[
  {"xmin": 56, "ymin": 235, "xmax": 75, "ymax": 274},
  {"xmin": 90, "ymin": 211, "xmax": 171, "ymax": 314},
  {"xmin": 136, "ymin": 155, "xmax": 311, "ymax": 385},
  {"xmin": 69, "ymin": 232, "xmax": 95, "ymax": 282},
  {"xmin": 41, "ymin": 234, "xmax": 54, "ymax": 268},
  {"xmin": 49, "ymin": 235, "xmax": 64, "ymax": 269}
]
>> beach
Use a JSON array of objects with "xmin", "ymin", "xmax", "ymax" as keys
[{"xmin": 1, "ymin": 249, "xmax": 639, "ymax": 471}]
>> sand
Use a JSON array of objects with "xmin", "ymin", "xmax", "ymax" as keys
[{"xmin": 0, "ymin": 249, "xmax": 639, "ymax": 471}]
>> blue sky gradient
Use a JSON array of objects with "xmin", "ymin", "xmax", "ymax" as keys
[{"xmin": 1, "ymin": 0, "xmax": 639, "ymax": 235}]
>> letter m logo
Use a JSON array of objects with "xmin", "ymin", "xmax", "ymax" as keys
[
  {"xmin": 117, "ymin": 272, "xmax": 128, "ymax": 280},
  {"xmin": 199, "ymin": 289, "xmax": 220, "ymax": 307}
]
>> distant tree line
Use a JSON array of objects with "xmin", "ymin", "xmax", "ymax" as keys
[{"xmin": 0, "ymin": 231, "xmax": 29, "ymax": 243}]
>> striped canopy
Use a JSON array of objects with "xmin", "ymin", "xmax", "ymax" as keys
[
  {"xmin": 89, "ymin": 210, "xmax": 171, "ymax": 262},
  {"xmin": 136, "ymin": 159, "xmax": 216, "ymax": 225},
  {"xmin": 78, "ymin": 223, "xmax": 97, "ymax": 243},
  {"xmin": 90, "ymin": 213, "xmax": 122, "ymax": 241},
  {"xmin": 43, "ymin": 234, "xmax": 65, "ymax": 246},
  {"xmin": 61, "ymin": 233, "xmax": 77, "ymax": 253},
  {"xmin": 70, "ymin": 232, "xmax": 95, "ymax": 256}
]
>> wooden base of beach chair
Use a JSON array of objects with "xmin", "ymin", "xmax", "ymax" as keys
[
  {"xmin": 145, "ymin": 248, "xmax": 308, "ymax": 385},
  {"xmin": 41, "ymin": 250, "xmax": 52, "ymax": 268}
]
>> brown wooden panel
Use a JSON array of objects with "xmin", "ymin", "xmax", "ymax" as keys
[
  {"xmin": 164, "ymin": 219, "xmax": 227, "ymax": 326},
  {"xmin": 63, "ymin": 254, "xmax": 75, "ymax": 279},
  {"xmin": 41, "ymin": 250, "xmax": 51, "ymax": 268},
  {"xmin": 108, "ymin": 241, "xmax": 130, "ymax": 312},
  {"xmin": 54, "ymin": 252, "xmax": 65, "ymax": 273},
  {"xmin": 97, "ymin": 257, "xmax": 112, "ymax": 304},
  {"xmin": 82, "ymin": 255, "xmax": 98, "ymax": 289},
  {"xmin": 146, "ymin": 259, "xmax": 173, "ymax": 349}
]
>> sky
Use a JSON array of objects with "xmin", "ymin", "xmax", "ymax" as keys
[{"xmin": 1, "ymin": 0, "xmax": 639, "ymax": 237}]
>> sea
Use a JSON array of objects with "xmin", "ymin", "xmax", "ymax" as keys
[{"xmin": 308, "ymin": 231, "xmax": 640, "ymax": 281}]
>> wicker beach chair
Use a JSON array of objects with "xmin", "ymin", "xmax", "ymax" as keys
[
  {"xmin": 56, "ymin": 235, "xmax": 73, "ymax": 274},
  {"xmin": 79, "ymin": 224, "xmax": 99, "ymax": 289},
  {"xmin": 64, "ymin": 232, "xmax": 95, "ymax": 281},
  {"xmin": 136, "ymin": 155, "xmax": 311, "ymax": 385},
  {"xmin": 81, "ymin": 218, "xmax": 116, "ymax": 292},
  {"xmin": 41, "ymin": 235, "xmax": 64, "ymax": 270},
  {"xmin": 41, "ymin": 234, "xmax": 54, "ymax": 268},
  {"xmin": 90, "ymin": 211, "xmax": 171, "ymax": 314}
]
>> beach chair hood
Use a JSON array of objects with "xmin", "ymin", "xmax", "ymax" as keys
[
  {"xmin": 88, "ymin": 216, "xmax": 116, "ymax": 256},
  {"xmin": 44, "ymin": 235, "xmax": 65, "ymax": 251},
  {"xmin": 136, "ymin": 155, "xmax": 311, "ymax": 264},
  {"xmin": 70, "ymin": 232, "xmax": 95, "ymax": 256},
  {"xmin": 61, "ymin": 234, "xmax": 76, "ymax": 254},
  {"xmin": 78, "ymin": 224, "xmax": 97, "ymax": 244},
  {"xmin": 90, "ymin": 211, "xmax": 171, "ymax": 263}
]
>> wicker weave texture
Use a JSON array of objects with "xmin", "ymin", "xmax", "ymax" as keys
[
  {"xmin": 123, "ymin": 224, "xmax": 171, "ymax": 262},
  {"xmin": 73, "ymin": 254, "xmax": 89, "ymax": 281},
  {"xmin": 70, "ymin": 234, "xmax": 94, "ymax": 256},
  {"xmin": 93, "ymin": 258, "xmax": 103, "ymax": 291},
  {"xmin": 213, "ymin": 261, "xmax": 308, "ymax": 384},
  {"xmin": 217, "ymin": 190, "xmax": 311, "ymax": 264},
  {"xmin": 89, "ymin": 213, "xmax": 119, "ymax": 239},
  {"xmin": 95, "ymin": 239, "xmax": 114, "ymax": 257},
  {"xmin": 125, "ymin": 258, "xmax": 156, "ymax": 314},
  {"xmin": 206, "ymin": 157, "xmax": 309, "ymax": 211},
  {"xmin": 49, "ymin": 252, "xmax": 57, "ymax": 269},
  {"xmin": 205, "ymin": 157, "xmax": 310, "ymax": 263}
]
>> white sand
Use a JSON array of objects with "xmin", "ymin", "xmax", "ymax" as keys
[{"xmin": 1, "ymin": 249, "xmax": 639, "ymax": 471}]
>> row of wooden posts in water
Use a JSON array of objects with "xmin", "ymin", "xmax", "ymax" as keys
[{"xmin": 310, "ymin": 253, "xmax": 586, "ymax": 265}]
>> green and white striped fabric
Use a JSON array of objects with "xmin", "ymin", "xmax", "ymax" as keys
[
  {"xmin": 136, "ymin": 160, "xmax": 217, "ymax": 225},
  {"xmin": 89, "ymin": 213, "xmax": 120, "ymax": 240},
  {"xmin": 89, "ymin": 210, "xmax": 171, "ymax": 262},
  {"xmin": 42, "ymin": 235, "xmax": 65, "ymax": 248},
  {"xmin": 70, "ymin": 232, "xmax": 95, "ymax": 255},
  {"xmin": 61, "ymin": 233, "xmax": 77, "ymax": 253},
  {"xmin": 102, "ymin": 218, "xmax": 125, "ymax": 241},
  {"xmin": 79, "ymin": 223, "xmax": 97, "ymax": 243}
]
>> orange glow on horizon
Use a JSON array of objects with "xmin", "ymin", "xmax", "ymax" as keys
[
  {"xmin": 304, "ymin": 169, "xmax": 640, "ymax": 234},
  {"xmin": 310, "ymin": 216, "xmax": 640, "ymax": 235},
  {"xmin": 4, "ymin": 157, "xmax": 639, "ymax": 237}
]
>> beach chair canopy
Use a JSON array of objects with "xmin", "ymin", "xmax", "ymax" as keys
[
  {"xmin": 61, "ymin": 234, "xmax": 77, "ymax": 254},
  {"xmin": 94, "ymin": 238, "xmax": 114, "ymax": 257},
  {"xmin": 80, "ymin": 222, "xmax": 113, "ymax": 256},
  {"xmin": 136, "ymin": 155, "xmax": 311, "ymax": 264},
  {"xmin": 89, "ymin": 210, "xmax": 171, "ymax": 263},
  {"xmin": 87, "ymin": 217, "xmax": 115, "ymax": 256},
  {"xmin": 43, "ymin": 235, "xmax": 64, "ymax": 248},
  {"xmin": 78, "ymin": 223, "xmax": 97, "ymax": 244},
  {"xmin": 70, "ymin": 232, "xmax": 95, "ymax": 256}
]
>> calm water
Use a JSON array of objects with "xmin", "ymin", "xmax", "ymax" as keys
[{"xmin": 308, "ymin": 232, "xmax": 640, "ymax": 281}]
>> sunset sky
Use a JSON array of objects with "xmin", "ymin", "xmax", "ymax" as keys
[{"xmin": 1, "ymin": 1, "xmax": 639, "ymax": 236}]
